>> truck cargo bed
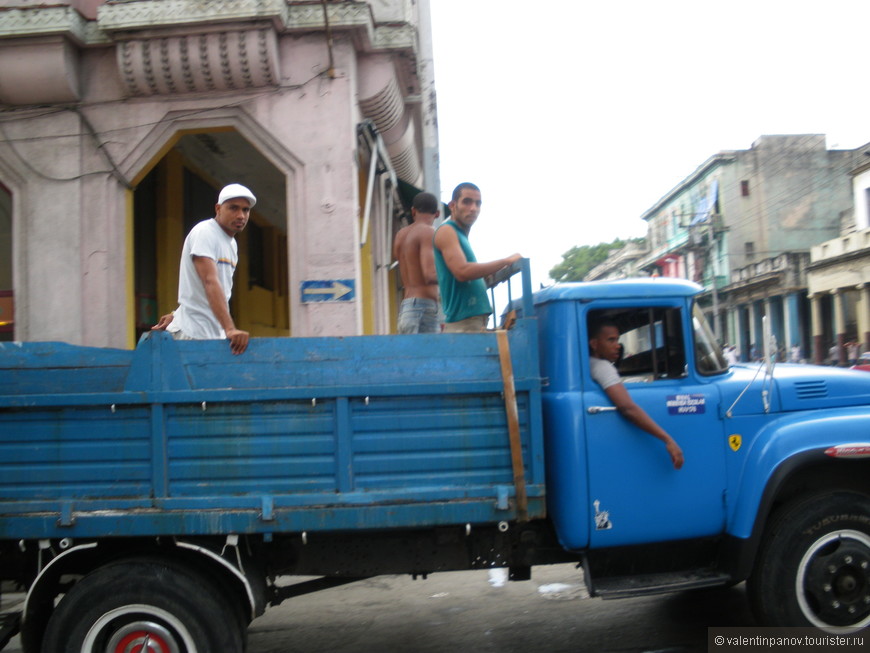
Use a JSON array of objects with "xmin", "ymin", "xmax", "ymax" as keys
[{"xmin": 0, "ymin": 320, "xmax": 545, "ymax": 540}]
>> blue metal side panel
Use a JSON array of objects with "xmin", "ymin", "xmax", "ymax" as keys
[
  {"xmin": 726, "ymin": 407, "xmax": 870, "ymax": 539},
  {"xmin": 0, "ymin": 319, "xmax": 546, "ymax": 540},
  {"xmin": 0, "ymin": 405, "xmax": 152, "ymax": 499},
  {"xmin": 0, "ymin": 342, "xmax": 133, "ymax": 396},
  {"xmin": 534, "ymin": 299, "xmax": 590, "ymax": 550},
  {"xmin": 165, "ymin": 400, "xmax": 339, "ymax": 495},
  {"xmin": 351, "ymin": 393, "xmax": 531, "ymax": 490},
  {"xmin": 539, "ymin": 393, "xmax": 589, "ymax": 551}
]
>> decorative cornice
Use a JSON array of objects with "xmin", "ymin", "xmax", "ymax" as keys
[
  {"xmin": 372, "ymin": 24, "xmax": 416, "ymax": 51},
  {"xmin": 0, "ymin": 2, "xmax": 419, "ymax": 101},
  {"xmin": 0, "ymin": 2, "xmax": 412, "ymax": 54},
  {"xmin": 286, "ymin": 2, "xmax": 372, "ymax": 28},
  {"xmin": 117, "ymin": 28, "xmax": 279, "ymax": 97},
  {"xmin": 98, "ymin": 0, "xmax": 290, "ymax": 33},
  {"xmin": 0, "ymin": 6, "xmax": 90, "ymax": 44},
  {"xmin": 807, "ymin": 247, "xmax": 870, "ymax": 272}
]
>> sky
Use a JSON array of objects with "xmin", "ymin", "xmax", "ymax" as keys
[{"xmin": 428, "ymin": 0, "xmax": 870, "ymax": 289}]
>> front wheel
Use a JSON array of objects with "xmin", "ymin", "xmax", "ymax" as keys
[
  {"xmin": 41, "ymin": 557, "xmax": 244, "ymax": 653},
  {"xmin": 749, "ymin": 491, "xmax": 870, "ymax": 631}
]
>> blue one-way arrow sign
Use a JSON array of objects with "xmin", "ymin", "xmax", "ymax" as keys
[{"xmin": 300, "ymin": 280, "xmax": 355, "ymax": 303}]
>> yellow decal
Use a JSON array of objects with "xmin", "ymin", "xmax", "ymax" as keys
[{"xmin": 728, "ymin": 434, "xmax": 742, "ymax": 452}]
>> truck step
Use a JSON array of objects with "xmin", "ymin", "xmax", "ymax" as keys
[
  {"xmin": 0, "ymin": 611, "xmax": 21, "ymax": 650},
  {"xmin": 591, "ymin": 570, "xmax": 731, "ymax": 600}
]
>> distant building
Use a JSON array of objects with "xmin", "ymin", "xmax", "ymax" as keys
[
  {"xmin": 0, "ymin": 0, "xmax": 438, "ymax": 346},
  {"xmin": 806, "ymin": 153, "xmax": 870, "ymax": 363},
  {"xmin": 585, "ymin": 240, "xmax": 649, "ymax": 281},
  {"xmin": 635, "ymin": 135, "xmax": 867, "ymax": 361}
]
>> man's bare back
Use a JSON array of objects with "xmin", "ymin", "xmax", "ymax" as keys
[{"xmin": 394, "ymin": 221, "xmax": 439, "ymax": 301}]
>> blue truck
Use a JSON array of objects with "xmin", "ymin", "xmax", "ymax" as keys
[{"xmin": 1, "ymin": 260, "xmax": 870, "ymax": 652}]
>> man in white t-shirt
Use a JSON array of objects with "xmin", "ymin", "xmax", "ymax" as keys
[
  {"xmin": 588, "ymin": 319, "xmax": 684, "ymax": 469},
  {"xmin": 152, "ymin": 183, "xmax": 254, "ymax": 355}
]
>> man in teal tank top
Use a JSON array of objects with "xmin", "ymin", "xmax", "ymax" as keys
[{"xmin": 433, "ymin": 182, "xmax": 522, "ymax": 332}]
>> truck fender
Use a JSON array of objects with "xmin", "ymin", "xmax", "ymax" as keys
[
  {"xmin": 725, "ymin": 408, "xmax": 870, "ymax": 578},
  {"xmin": 20, "ymin": 537, "xmax": 262, "ymax": 651},
  {"xmin": 175, "ymin": 538, "xmax": 262, "ymax": 619},
  {"xmin": 20, "ymin": 542, "xmax": 98, "ymax": 651}
]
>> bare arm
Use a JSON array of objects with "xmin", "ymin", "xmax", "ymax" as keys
[
  {"xmin": 151, "ymin": 313, "xmax": 175, "ymax": 330},
  {"xmin": 192, "ymin": 255, "xmax": 249, "ymax": 355},
  {"xmin": 603, "ymin": 383, "xmax": 684, "ymax": 469},
  {"xmin": 433, "ymin": 226, "xmax": 521, "ymax": 283}
]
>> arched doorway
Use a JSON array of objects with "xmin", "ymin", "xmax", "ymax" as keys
[{"xmin": 132, "ymin": 130, "xmax": 289, "ymax": 343}]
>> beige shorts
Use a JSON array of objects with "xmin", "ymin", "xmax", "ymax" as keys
[{"xmin": 443, "ymin": 315, "xmax": 489, "ymax": 333}]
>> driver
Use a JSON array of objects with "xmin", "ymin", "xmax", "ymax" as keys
[{"xmin": 589, "ymin": 319, "xmax": 684, "ymax": 469}]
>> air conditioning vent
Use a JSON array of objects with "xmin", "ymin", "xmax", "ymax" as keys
[{"xmin": 795, "ymin": 380, "xmax": 828, "ymax": 399}]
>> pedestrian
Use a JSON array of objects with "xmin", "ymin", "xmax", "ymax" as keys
[
  {"xmin": 152, "ymin": 183, "xmax": 254, "ymax": 355},
  {"xmin": 588, "ymin": 319, "xmax": 684, "ymax": 469},
  {"xmin": 433, "ymin": 182, "xmax": 522, "ymax": 333},
  {"xmin": 790, "ymin": 343, "xmax": 801, "ymax": 364},
  {"xmin": 393, "ymin": 192, "xmax": 441, "ymax": 334},
  {"xmin": 847, "ymin": 341, "xmax": 859, "ymax": 366},
  {"xmin": 723, "ymin": 344, "xmax": 738, "ymax": 366}
]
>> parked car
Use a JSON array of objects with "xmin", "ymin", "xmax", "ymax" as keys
[{"xmin": 850, "ymin": 352, "xmax": 870, "ymax": 371}]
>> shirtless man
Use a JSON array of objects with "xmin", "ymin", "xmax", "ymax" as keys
[{"xmin": 393, "ymin": 192, "xmax": 441, "ymax": 334}]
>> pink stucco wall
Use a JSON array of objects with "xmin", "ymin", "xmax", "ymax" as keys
[{"xmin": 0, "ymin": 1, "xmax": 430, "ymax": 345}]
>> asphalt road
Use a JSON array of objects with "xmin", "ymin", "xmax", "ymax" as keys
[
  {"xmin": 245, "ymin": 564, "xmax": 755, "ymax": 653},
  {"xmin": 2, "ymin": 564, "xmax": 756, "ymax": 652}
]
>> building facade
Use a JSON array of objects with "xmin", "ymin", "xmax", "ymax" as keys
[
  {"xmin": 635, "ymin": 135, "xmax": 867, "ymax": 361},
  {"xmin": 806, "ymin": 156, "xmax": 870, "ymax": 364},
  {"xmin": 0, "ymin": 0, "xmax": 438, "ymax": 347}
]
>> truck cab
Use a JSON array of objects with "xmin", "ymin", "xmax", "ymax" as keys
[{"xmin": 534, "ymin": 276, "xmax": 870, "ymax": 631}]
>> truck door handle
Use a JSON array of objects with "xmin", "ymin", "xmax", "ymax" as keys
[{"xmin": 587, "ymin": 406, "xmax": 617, "ymax": 414}]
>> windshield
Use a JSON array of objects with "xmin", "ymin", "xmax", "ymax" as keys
[{"xmin": 692, "ymin": 304, "xmax": 728, "ymax": 375}]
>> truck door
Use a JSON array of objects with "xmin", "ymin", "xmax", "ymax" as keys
[{"xmin": 581, "ymin": 303, "xmax": 728, "ymax": 548}]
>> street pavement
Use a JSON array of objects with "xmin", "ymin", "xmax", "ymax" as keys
[
  {"xmin": 245, "ymin": 564, "xmax": 755, "ymax": 653},
  {"xmin": 1, "ymin": 563, "xmax": 756, "ymax": 652}
]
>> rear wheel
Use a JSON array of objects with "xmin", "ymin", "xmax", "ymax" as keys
[
  {"xmin": 41, "ymin": 557, "xmax": 244, "ymax": 653},
  {"xmin": 749, "ymin": 491, "xmax": 870, "ymax": 631}
]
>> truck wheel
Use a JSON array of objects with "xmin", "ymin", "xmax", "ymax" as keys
[
  {"xmin": 40, "ymin": 558, "xmax": 244, "ymax": 653},
  {"xmin": 749, "ymin": 491, "xmax": 870, "ymax": 631}
]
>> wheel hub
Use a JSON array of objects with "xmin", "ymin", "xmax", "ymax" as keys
[
  {"xmin": 800, "ymin": 530, "xmax": 870, "ymax": 629},
  {"xmin": 106, "ymin": 621, "xmax": 179, "ymax": 653}
]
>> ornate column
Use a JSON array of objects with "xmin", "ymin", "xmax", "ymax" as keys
[
  {"xmin": 750, "ymin": 300, "xmax": 765, "ymax": 360},
  {"xmin": 784, "ymin": 291, "xmax": 802, "ymax": 359},
  {"xmin": 859, "ymin": 283, "xmax": 870, "ymax": 354},
  {"xmin": 734, "ymin": 304, "xmax": 750, "ymax": 361},
  {"xmin": 810, "ymin": 293, "xmax": 824, "ymax": 364},
  {"xmin": 832, "ymin": 288, "xmax": 846, "ymax": 366}
]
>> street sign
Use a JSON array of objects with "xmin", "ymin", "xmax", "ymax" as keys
[{"xmin": 300, "ymin": 280, "xmax": 355, "ymax": 303}]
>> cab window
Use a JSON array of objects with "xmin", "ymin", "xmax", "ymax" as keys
[{"xmin": 588, "ymin": 307, "xmax": 686, "ymax": 381}]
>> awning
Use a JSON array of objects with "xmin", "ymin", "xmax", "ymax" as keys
[{"xmin": 397, "ymin": 178, "xmax": 450, "ymax": 218}]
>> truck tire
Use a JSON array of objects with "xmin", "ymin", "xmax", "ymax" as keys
[
  {"xmin": 40, "ymin": 557, "xmax": 244, "ymax": 653},
  {"xmin": 748, "ymin": 491, "xmax": 870, "ymax": 631}
]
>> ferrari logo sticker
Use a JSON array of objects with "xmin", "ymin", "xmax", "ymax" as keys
[{"xmin": 729, "ymin": 434, "xmax": 742, "ymax": 451}]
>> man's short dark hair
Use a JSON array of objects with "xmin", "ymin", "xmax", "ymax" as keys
[
  {"xmin": 451, "ymin": 182, "xmax": 480, "ymax": 202},
  {"xmin": 589, "ymin": 318, "xmax": 619, "ymax": 340},
  {"xmin": 412, "ymin": 191, "xmax": 439, "ymax": 214}
]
